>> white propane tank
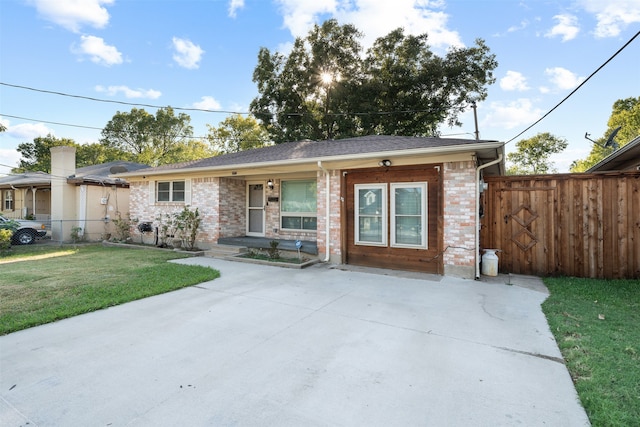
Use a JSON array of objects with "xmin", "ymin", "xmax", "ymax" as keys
[{"xmin": 481, "ymin": 249, "xmax": 499, "ymax": 276}]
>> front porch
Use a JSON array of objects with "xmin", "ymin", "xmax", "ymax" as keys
[{"xmin": 217, "ymin": 236, "xmax": 319, "ymax": 255}]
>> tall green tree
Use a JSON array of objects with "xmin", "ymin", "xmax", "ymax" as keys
[
  {"xmin": 14, "ymin": 134, "xmax": 75, "ymax": 173},
  {"xmin": 101, "ymin": 107, "xmax": 194, "ymax": 166},
  {"xmin": 250, "ymin": 19, "xmax": 497, "ymax": 143},
  {"xmin": 14, "ymin": 135, "xmax": 132, "ymax": 173},
  {"xmin": 571, "ymin": 97, "xmax": 640, "ymax": 172},
  {"xmin": 507, "ymin": 132, "xmax": 568, "ymax": 175},
  {"xmin": 206, "ymin": 114, "xmax": 271, "ymax": 154}
]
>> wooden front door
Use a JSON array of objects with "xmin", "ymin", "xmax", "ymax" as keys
[{"xmin": 344, "ymin": 165, "xmax": 443, "ymax": 274}]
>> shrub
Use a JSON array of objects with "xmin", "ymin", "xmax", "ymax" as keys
[{"xmin": 0, "ymin": 228, "xmax": 12, "ymax": 253}]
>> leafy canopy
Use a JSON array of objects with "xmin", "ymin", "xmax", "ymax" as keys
[
  {"xmin": 507, "ymin": 132, "xmax": 568, "ymax": 175},
  {"xmin": 571, "ymin": 97, "xmax": 640, "ymax": 172},
  {"xmin": 14, "ymin": 135, "xmax": 131, "ymax": 173},
  {"xmin": 100, "ymin": 107, "xmax": 207, "ymax": 166},
  {"xmin": 250, "ymin": 19, "xmax": 497, "ymax": 143},
  {"xmin": 206, "ymin": 114, "xmax": 272, "ymax": 154}
]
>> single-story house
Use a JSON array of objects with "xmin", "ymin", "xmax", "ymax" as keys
[
  {"xmin": 587, "ymin": 135, "xmax": 640, "ymax": 172},
  {"xmin": 1, "ymin": 146, "xmax": 148, "ymax": 242},
  {"xmin": 0, "ymin": 171, "xmax": 52, "ymax": 221},
  {"xmin": 117, "ymin": 136, "xmax": 504, "ymax": 279}
]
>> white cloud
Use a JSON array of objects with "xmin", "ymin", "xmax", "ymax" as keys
[
  {"xmin": 228, "ymin": 0, "xmax": 245, "ymax": 18},
  {"xmin": 544, "ymin": 67, "xmax": 584, "ymax": 90},
  {"xmin": 172, "ymin": 37, "xmax": 205, "ymax": 69},
  {"xmin": 27, "ymin": 0, "xmax": 113, "ymax": 33},
  {"xmin": 274, "ymin": 0, "xmax": 463, "ymax": 50},
  {"xmin": 507, "ymin": 20, "xmax": 529, "ymax": 33},
  {"xmin": 73, "ymin": 35, "xmax": 122, "ymax": 66},
  {"xmin": 95, "ymin": 85, "xmax": 161, "ymax": 99},
  {"xmin": 0, "ymin": 117, "xmax": 54, "ymax": 140},
  {"xmin": 192, "ymin": 96, "xmax": 222, "ymax": 110},
  {"xmin": 545, "ymin": 14, "xmax": 580, "ymax": 41},
  {"xmin": 500, "ymin": 71, "xmax": 530, "ymax": 92},
  {"xmin": 482, "ymin": 99, "xmax": 543, "ymax": 130},
  {"xmin": 578, "ymin": 0, "xmax": 640, "ymax": 38}
]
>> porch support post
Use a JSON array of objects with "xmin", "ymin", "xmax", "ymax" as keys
[{"xmin": 318, "ymin": 161, "xmax": 331, "ymax": 262}]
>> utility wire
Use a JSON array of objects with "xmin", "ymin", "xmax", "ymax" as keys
[
  {"xmin": 0, "ymin": 82, "xmax": 247, "ymax": 115},
  {"xmin": 504, "ymin": 29, "xmax": 640, "ymax": 145}
]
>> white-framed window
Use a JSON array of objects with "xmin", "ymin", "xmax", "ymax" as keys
[
  {"xmin": 3, "ymin": 190, "xmax": 14, "ymax": 211},
  {"xmin": 355, "ymin": 183, "xmax": 387, "ymax": 246},
  {"xmin": 281, "ymin": 180, "xmax": 317, "ymax": 231},
  {"xmin": 391, "ymin": 182, "xmax": 427, "ymax": 248},
  {"xmin": 156, "ymin": 181, "xmax": 185, "ymax": 202}
]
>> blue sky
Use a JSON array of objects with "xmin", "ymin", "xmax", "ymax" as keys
[{"xmin": 1, "ymin": 0, "xmax": 639, "ymax": 174}]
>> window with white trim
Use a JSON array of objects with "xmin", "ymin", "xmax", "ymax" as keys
[
  {"xmin": 355, "ymin": 183, "xmax": 387, "ymax": 246},
  {"xmin": 281, "ymin": 180, "xmax": 317, "ymax": 231},
  {"xmin": 391, "ymin": 183, "xmax": 427, "ymax": 248},
  {"xmin": 156, "ymin": 181, "xmax": 185, "ymax": 202},
  {"xmin": 3, "ymin": 190, "xmax": 14, "ymax": 211}
]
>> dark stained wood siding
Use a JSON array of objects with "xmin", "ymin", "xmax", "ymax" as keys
[
  {"xmin": 481, "ymin": 172, "xmax": 640, "ymax": 279},
  {"xmin": 344, "ymin": 165, "xmax": 443, "ymax": 274}
]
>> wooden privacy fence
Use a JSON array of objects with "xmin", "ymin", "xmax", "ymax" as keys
[{"xmin": 480, "ymin": 172, "xmax": 640, "ymax": 279}]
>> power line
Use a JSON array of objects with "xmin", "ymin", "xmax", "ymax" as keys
[
  {"xmin": 0, "ymin": 82, "xmax": 248, "ymax": 115},
  {"xmin": 504, "ymin": 29, "xmax": 640, "ymax": 145},
  {"xmin": 1, "ymin": 114, "xmax": 103, "ymax": 131}
]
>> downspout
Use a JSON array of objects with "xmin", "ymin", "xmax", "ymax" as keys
[
  {"xmin": 318, "ymin": 161, "xmax": 331, "ymax": 262},
  {"xmin": 475, "ymin": 153, "xmax": 503, "ymax": 279}
]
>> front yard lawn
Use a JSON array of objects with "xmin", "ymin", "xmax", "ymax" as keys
[
  {"xmin": 542, "ymin": 277, "xmax": 640, "ymax": 427},
  {"xmin": 0, "ymin": 244, "xmax": 219, "ymax": 335}
]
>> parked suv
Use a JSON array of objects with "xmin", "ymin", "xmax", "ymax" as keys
[{"xmin": 0, "ymin": 215, "xmax": 48, "ymax": 245}]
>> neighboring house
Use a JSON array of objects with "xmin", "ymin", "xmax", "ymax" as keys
[
  {"xmin": 587, "ymin": 135, "xmax": 640, "ymax": 172},
  {"xmin": 0, "ymin": 146, "xmax": 148, "ymax": 242},
  {"xmin": 117, "ymin": 136, "xmax": 504, "ymax": 278},
  {"xmin": 0, "ymin": 171, "xmax": 52, "ymax": 221}
]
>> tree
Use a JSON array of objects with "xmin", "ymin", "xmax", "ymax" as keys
[
  {"xmin": 571, "ymin": 97, "xmax": 640, "ymax": 172},
  {"xmin": 14, "ymin": 135, "xmax": 132, "ymax": 172},
  {"xmin": 163, "ymin": 139, "xmax": 214, "ymax": 164},
  {"xmin": 206, "ymin": 114, "xmax": 271, "ymax": 154},
  {"xmin": 15, "ymin": 134, "xmax": 78, "ymax": 173},
  {"xmin": 507, "ymin": 132, "xmax": 568, "ymax": 175},
  {"xmin": 250, "ymin": 19, "xmax": 497, "ymax": 143},
  {"xmin": 100, "ymin": 107, "xmax": 194, "ymax": 166}
]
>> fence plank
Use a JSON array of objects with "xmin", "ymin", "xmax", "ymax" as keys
[{"xmin": 482, "ymin": 172, "xmax": 640, "ymax": 279}]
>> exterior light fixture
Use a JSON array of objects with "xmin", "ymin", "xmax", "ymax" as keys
[
  {"xmin": 378, "ymin": 159, "xmax": 392, "ymax": 167},
  {"xmin": 267, "ymin": 179, "xmax": 274, "ymax": 189}
]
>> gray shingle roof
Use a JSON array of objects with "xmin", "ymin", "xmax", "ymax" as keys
[{"xmin": 132, "ymin": 135, "xmax": 500, "ymax": 174}]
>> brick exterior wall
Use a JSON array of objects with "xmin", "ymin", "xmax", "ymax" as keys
[
  {"xmin": 128, "ymin": 177, "xmax": 246, "ymax": 247},
  {"xmin": 316, "ymin": 169, "xmax": 342, "ymax": 261},
  {"xmin": 127, "ymin": 160, "xmax": 479, "ymax": 276},
  {"xmin": 442, "ymin": 161, "xmax": 477, "ymax": 278}
]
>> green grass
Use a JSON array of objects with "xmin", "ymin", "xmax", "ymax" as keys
[
  {"xmin": 542, "ymin": 277, "xmax": 640, "ymax": 427},
  {"xmin": 0, "ymin": 244, "xmax": 219, "ymax": 335}
]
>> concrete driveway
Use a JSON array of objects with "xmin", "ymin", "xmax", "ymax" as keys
[{"xmin": 1, "ymin": 258, "xmax": 589, "ymax": 426}]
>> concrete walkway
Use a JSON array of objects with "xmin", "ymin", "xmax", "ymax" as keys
[{"xmin": 0, "ymin": 259, "xmax": 590, "ymax": 426}]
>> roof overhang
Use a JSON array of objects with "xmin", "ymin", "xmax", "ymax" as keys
[
  {"xmin": 587, "ymin": 136, "xmax": 640, "ymax": 172},
  {"xmin": 116, "ymin": 141, "xmax": 505, "ymax": 179}
]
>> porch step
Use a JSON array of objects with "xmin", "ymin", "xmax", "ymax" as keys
[{"xmin": 204, "ymin": 244, "xmax": 247, "ymax": 258}]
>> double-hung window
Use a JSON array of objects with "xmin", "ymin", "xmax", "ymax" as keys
[
  {"xmin": 355, "ymin": 184, "xmax": 387, "ymax": 246},
  {"xmin": 355, "ymin": 182, "xmax": 428, "ymax": 249},
  {"xmin": 3, "ymin": 190, "xmax": 14, "ymax": 211},
  {"xmin": 281, "ymin": 180, "xmax": 317, "ymax": 231},
  {"xmin": 391, "ymin": 183, "xmax": 427, "ymax": 248},
  {"xmin": 156, "ymin": 181, "xmax": 185, "ymax": 202}
]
